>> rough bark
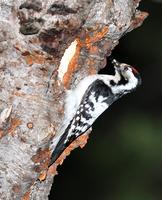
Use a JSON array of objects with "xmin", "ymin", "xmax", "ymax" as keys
[{"xmin": 0, "ymin": 0, "xmax": 147, "ymax": 199}]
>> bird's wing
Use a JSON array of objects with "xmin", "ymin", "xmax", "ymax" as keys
[{"xmin": 50, "ymin": 79, "xmax": 114, "ymax": 165}]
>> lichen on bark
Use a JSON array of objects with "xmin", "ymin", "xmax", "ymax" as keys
[{"xmin": 0, "ymin": 0, "xmax": 148, "ymax": 199}]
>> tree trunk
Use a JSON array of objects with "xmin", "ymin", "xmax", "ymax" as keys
[{"xmin": 0, "ymin": 0, "xmax": 147, "ymax": 199}]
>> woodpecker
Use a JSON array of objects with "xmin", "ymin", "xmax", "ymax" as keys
[{"xmin": 49, "ymin": 59, "xmax": 141, "ymax": 166}]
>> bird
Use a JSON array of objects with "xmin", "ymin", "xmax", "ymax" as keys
[{"xmin": 49, "ymin": 58, "xmax": 142, "ymax": 166}]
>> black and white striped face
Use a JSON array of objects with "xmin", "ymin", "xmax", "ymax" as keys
[{"xmin": 112, "ymin": 59, "xmax": 142, "ymax": 88}]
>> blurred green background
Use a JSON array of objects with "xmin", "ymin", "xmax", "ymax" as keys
[{"xmin": 50, "ymin": 1, "xmax": 162, "ymax": 199}]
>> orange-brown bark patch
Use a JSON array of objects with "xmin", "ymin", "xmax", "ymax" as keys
[
  {"xmin": 89, "ymin": 45, "xmax": 99, "ymax": 54},
  {"xmin": 8, "ymin": 118, "xmax": 22, "ymax": 136},
  {"xmin": 38, "ymin": 170, "xmax": 48, "ymax": 181},
  {"xmin": 79, "ymin": 26, "xmax": 109, "ymax": 48},
  {"xmin": 32, "ymin": 148, "xmax": 51, "ymax": 171},
  {"xmin": 23, "ymin": 51, "xmax": 46, "ymax": 66},
  {"xmin": 24, "ymin": 55, "xmax": 33, "ymax": 66},
  {"xmin": 77, "ymin": 134, "xmax": 89, "ymax": 148},
  {"xmin": 38, "ymin": 133, "xmax": 90, "ymax": 180},
  {"xmin": 48, "ymin": 164, "xmax": 58, "ymax": 175},
  {"xmin": 22, "ymin": 191, "xmax": 30, "ymax": 200},
  {"xmin": 14, "ymin": 91, "xmax": 26, "ymax": 97},
  {"xmin": 38, "ymin": 165, "xmax": 58, "ymax": 181},
  {"xmin": 32, "ymin": 51, "xmax": 45, "ymax": 65},
  {"xmin": 53, "ymin": 133, "xmax": 89, "ymax": 167}
]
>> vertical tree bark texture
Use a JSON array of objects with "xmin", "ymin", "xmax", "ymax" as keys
[{"xmin": 0, "ymin": 0, "xmax": 148, "ymax": 199}]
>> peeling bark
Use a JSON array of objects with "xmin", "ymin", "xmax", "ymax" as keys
[{"xmin": 0, "ymin": 0, "xmax": 148, "ymax": 199}]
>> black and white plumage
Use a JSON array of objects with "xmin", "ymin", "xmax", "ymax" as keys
[{"xmin": 49, "ymin": 59, "xmax": 141, "ymax": 166}]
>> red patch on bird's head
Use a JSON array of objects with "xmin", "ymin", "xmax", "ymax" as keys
[
  {"xmin": 131, "ymin": 67, "xmax": 139, "ymax": 75},
  {"xmin": 131, "ymin": 66, "xmax": 142, "ymax": 86}
]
